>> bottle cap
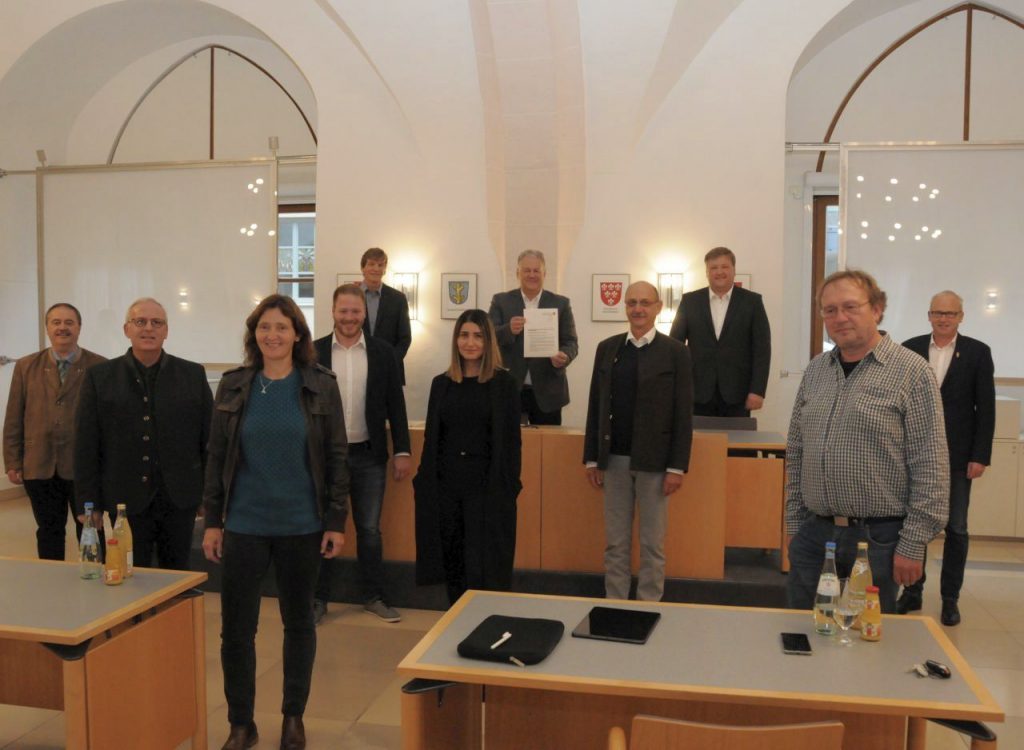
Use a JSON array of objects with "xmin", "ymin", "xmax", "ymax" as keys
[
  {"xmin": 84, "ymin": 502, "xmax": 94, "ymax": 511},
  {"xmin": 866, "ymin": 585, "xmax": 879, "ymax": 592},
  {"xmin": 857, "ymin": 541, "xmax": 868, "ymax": 548},
  {"xmin": 116, "ymin": 503, "xmax": 126, "ymax": 510},
  {"xmin": 825, "ymin": 541, "xmax": 837, "ymax": 550}
]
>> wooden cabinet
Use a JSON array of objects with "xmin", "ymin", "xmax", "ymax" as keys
[{"xmin": 971, "ymin": 440, "xmax": 1020, "ymax": 537}]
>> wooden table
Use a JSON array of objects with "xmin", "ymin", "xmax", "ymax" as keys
[
  {"xmin": 398, "ymin": 591, "xmax": 1003, "ymax": 749},
  {"xmin": 0, "ymin": 557, "xmax": 208, "ymax": 749}
]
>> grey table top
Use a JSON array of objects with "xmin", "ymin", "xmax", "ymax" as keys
[
  {"xmin": 0, "ymin": 557, "xmax": 206, "ymax": 645},
  {"xmin": 400, "ymin": 591, "xmax": 1002, "ymax": 721}
]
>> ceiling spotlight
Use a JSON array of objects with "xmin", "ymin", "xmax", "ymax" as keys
[
  {"xmin": 922, "ymin": 226, "xmax": 929, "ymax": 232},
  {"xmin": 247, "ymin": 183, "xmax": 254, "ymax": 190},
  {"xmin": 268, "ymin": 230, "xmax": 276, "ymax": 237},
  {"xmin": 860, "ymin": 233, "xmax": 868, "ymax": 240},
  {"xmin": 256, "ymin": 178, "xmax": 264, "ymax": 185},
  {"xmin": 246, "ymin": 230, "xmax": 254, "ymax": 236},
  {"xmin": 912, "ymin": 196, "xmax": 919, "ymax": 202},
  {"xmin": 919, "ymin": 183, "xmax": 926, "ymax": 189},
  {"xmin": 856, "ymin": 193, "xmax": 862, "ymax": 199},
  {"xmin": 929, "ymin": 194, "xmax": 936, "ymax": 199},
  {"xmin": 931, "ymin": 188, "xmax": 939, "ymax": 194},
  {"xmin": 884, "ymin": 195, "xmax": 892, "ymax": 202},
  {"xmin": 914, "ymin": 235, "xmax": 921, "ymax": 241},
  {"xmin": 894, "ymin": 223, "xmax": 902, "ymax": 229},
  {"xmin": 856, "ymin": 175, "xmax": 864, "ymax": 182},
  {"xmin": 888, "ymin": 235, "xmax": 895, "ymax": 242},
  {"xmin": 861, "ymin": 221, "xmax": 869, "ymax": 228},
  {"xmin": 890, "ymin": 178, "xmax": 898, "ymax": 184},
  {"xmin": 250, "ymin": 223, "xmax": 257, "ymax": 229}
]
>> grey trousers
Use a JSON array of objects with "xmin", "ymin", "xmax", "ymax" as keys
[{"xmin": 602, "ymin": 454, "xmax": 668, "ymax": 601}]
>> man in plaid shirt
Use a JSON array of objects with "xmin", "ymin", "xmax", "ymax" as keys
[{"xmin": 785, "ymin": 270, "xmax": 949, "ymax": 613}]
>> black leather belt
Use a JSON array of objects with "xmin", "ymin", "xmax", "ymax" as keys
[
  {"xmin": 817, "ymin": 514, "xmax": 905, "ymax": 528},
  {"xmin": 348, "ymin": 441, "xmax": 372, "ymax": 451}
]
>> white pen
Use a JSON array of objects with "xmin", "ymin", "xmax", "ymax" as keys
[{"xmin": 491, "ymin": 631, "xmax": 512, "ymax": 649}]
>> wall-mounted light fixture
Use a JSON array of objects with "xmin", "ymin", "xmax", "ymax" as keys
[
  {"xmin": 178, "ymin": 288, "xmax": 190, "ymax": 310},
  {"xmin": 657, "ymin": 273, "xmax": 685, "ymax": 324},
  {"xmin": 392, "ymin": 272, "xmax": 419, "ymax": 321},
  {"xmin": 985, "ymin": 289, "xmax": 998, "ymax": 311}
]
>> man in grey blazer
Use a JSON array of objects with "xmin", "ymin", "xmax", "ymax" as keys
[
  {"xmin": 488, "ymin": 249, "xmax": 578, "ymax": 424},
  {"xmin": 583, "ymin": 281, "xmax": 693, "ymax": 601},
  {"xmin": 669, "ymin": 246, "xmax": 770, "ymax": 417}
]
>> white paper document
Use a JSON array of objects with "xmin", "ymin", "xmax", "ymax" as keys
[{"xmin": 523, "ymin": 308, "xmax": 559, "ymax": 358}]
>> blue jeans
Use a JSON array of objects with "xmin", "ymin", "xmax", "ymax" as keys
[
  {"xmin": 220, "ymin": 530, "xmax": 321, "ymax": 724},
  {"xmin": 903, "ymin": 470, "xmax": 971, "ymax": 602},
  {"xmin": 787, "ymin": 515, "xmax": 903, "ymax": 613},
  {"xmin": 315, "ymin": 444, "xmax": 388, "ymax": 603}
]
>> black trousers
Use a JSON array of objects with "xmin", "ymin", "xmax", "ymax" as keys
[
  {"xmin": 438, "ymin": 454, "xmax": 491, "ymax": 605},
  {"xmin": 694, "ymin": 389, "xmax": 750, "ymax": 418},
  {"xmin": 129, "ymin": 488, "xmax": 196, "ymax": 570},
  {"xmin": 24, "ymin": 475, "xmax": 82, "ymax": 561},
  {"xmin": 519, "ymin": 387, "xmax": 562, "ymax": 426},
  {"xmin": 220, "ymin": 530, "xmax": 322, "ymax": 725},
  {"xmin": 903, "ymin": 470, "xmax": 972, "ymax": 602}
]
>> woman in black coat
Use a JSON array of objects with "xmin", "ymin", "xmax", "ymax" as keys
[{"xmin": 413, "ymin": 308, "xmax": 521, "ymax": 604}]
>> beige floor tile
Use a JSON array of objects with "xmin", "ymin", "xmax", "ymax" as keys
[
  {"xmin": 338, "ymin": 721, "xmax": 402, "ymax": 749},
  {"xmin": 1, "ymin": 711, "xmax": 65, "ymax": 750},
  {"xmin": 943, "ymin": 628, "xmax": 1024, "ymax": 670},
  {"xmin": 971, "ymin": 666, "xmax": 1024, "ymax": 718},
  {"xmin": 251, "ymin": 661, "xmax": 397, "ymax": 722},
  {"xmin": 0, "ymin": 706, "xmax": 60, "ymax": 748},
  {"xmin": 314, "ymin": 624, "xmax": 426, "ymax": 671},
  {"xmin": 357, "ymin": 674, "xmax": 408, "ymax": 727},
  {"xmin": 325, "ymin": 602, "xmax": 444, "ymax": 632},
  {"xmin": 200, "ymin": 705, "xmax": 353, "ymax": 750},
  {"xmin": 922, "ymin": 720, "xmax": 970, "ymax": 749}
]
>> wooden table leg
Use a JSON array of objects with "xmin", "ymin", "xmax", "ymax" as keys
[
  {"xmin": 191, "ymin": 595, "xmax": 208, "ymax": 749},
  {"xmin": 907, "ymin": 717, "xmax": 927, "ymax": 750},
  {"xmin": 62, "ymin": 657, "xmax": 89, "ymax": 750}
]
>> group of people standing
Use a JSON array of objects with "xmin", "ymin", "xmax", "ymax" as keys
[{"xmin": 2, "ymin": 243, "xmax": 995, "ymax": 749}]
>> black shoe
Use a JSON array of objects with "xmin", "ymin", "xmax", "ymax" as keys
[
  {"xmin": 896, "ymin": 590, "xmax": 922, "ymax": 614},
  {"xmin": 221, "ymin": 722, "xmax": 258, "ymax": 750},
  {"xmin": 941, "ymin": 600, "xmax": 961, "ymax": 627},
  {"xmin": 313, "ymin": 599, "xmax": 327, "ymax": 626},
  {"xmin": 281, "ymin": 715, "xmax": 306, "ymax": 750}
]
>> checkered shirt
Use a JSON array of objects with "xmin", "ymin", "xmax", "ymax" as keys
[{"xmin": 785, "ymin": 334, "xmax": 949, "ymax": 560}]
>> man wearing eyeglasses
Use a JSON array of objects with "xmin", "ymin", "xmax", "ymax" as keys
[
  {"xmin": 3, "ymin": 303, "xmax": 105, "ymax": 560},
  {"xmin": 896, "ymin": 291, "xmax": 995, "ymax": 626},
  {"xmin": 75, "ymin": 298, "xmax": 212, "ymax": 570},
  {"xmin": 785, "ymin": 270, "xmax": 949, "ymax": 614},
  {"xmin": 583, "ymin": 281, "xmax": 693, "ymax": 601}
]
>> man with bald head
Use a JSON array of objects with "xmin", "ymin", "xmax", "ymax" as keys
[
  {"xmin": 898, "ymin": 291, "xmax": 995, "ymax": 626},
  {"xmin": 3, "ymin": 303, "xmax": 105, "ymax": 559},
  {"xmin": 584, "ymin": 281, "xmax": 693, "ymax": 601},
  {"xmin": 75, "ymin": 298, "xmax": 212, "ymax": 570}
]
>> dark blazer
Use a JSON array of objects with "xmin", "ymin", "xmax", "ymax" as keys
[
  {"xmin": 488, "ymin": 289, "xmax": 579, "ymax": 412},
  {"xmin": 314, "ymin": 333, "xmax": 411, "ymax": 465},
  {"xmin": 74, "ymin": 351, "xmax": 212, "ymax": 515},
  {"xmin": 583, "ymin": 331, "xmax": 693, "ymax": 473},
  {"xmin": 364, "ymin": 283, "xmax": 412, "ymax": 383},
  {"xmin": 202, "ymin": 365, "xmax": 350, "ymax": 532},
  {"xmin": 669, "ymin": 285, "xmax": 771, "ymax": 406},
  {"xmin": 3, "ymin": 347, "xmax": 106, "ymax": 480},
  {"xmin": 903, "ymin": 334, "xmax": 996, "ymax": 472},
  {"xmin": 413, "ymin": 368, "xmax": 522, "ymax": 588}
]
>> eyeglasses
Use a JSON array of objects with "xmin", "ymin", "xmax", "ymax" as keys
[
  {"xmin": 928, "ymin": 310, "xmax": 961, "ymax": 319},
  {"xmin": 820, "ymin": 301, "xmax": 870, "ymax": 319},
  {"xmin": 129, "ymin": 318, "xmax": 167, "ymax": 329},
  {"xmin": 625, "ymin": 300, "xmax": 658, "ymax": 308}
]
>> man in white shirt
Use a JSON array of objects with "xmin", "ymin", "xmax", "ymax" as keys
[
  {"xmin": 313, "ymin": 284, "xmax": 412, "ymax": 623},
  {"xmin": 900, "ymin": 290, "xmax": 996, "ymax": 626},
  {"xmin": 669, "ymin": 247, "xmax": 771, "ymax": 417}
]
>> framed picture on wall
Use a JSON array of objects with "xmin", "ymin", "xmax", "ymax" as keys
[
  {"xmin": 335, "ymin": 273, "xmax": 363, "ymax": 286},
  {"xmin": 441, "ymin": 273, "xmax": 477, "ymax": 319},
  {"xmin": 592, "ymin": 274, "xmax": 630, "ymax": 321},
  {"xmin": 734, "ymin": 274, "xmax": 752, "ymax": 290}
]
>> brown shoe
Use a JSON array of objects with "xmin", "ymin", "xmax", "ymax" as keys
[
  {"xmin": 221, "ymin": 722, "xmax": 258, "ymax": 750},
  {"xmin": 281, "ymin": 715, "xmax": 306, "ymax": 750}
]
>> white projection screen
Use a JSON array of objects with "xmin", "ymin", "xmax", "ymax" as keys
[
  {"xmin": 41, "ymin": 162, "xmax": 277, "ymax": 364},
  {"xmin": 841, "ymin": 144, "xmax": 1024, "ymax": 377}
]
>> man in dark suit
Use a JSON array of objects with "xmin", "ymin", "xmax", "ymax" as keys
[
  {"xmin": 75, "ymin": 298, "xmax": 212, "ymax": 570},
  {"xmin": 898, "ymin": 290, "xmax": 995, "ymax": 626},
  {"xmin": 312, "ymin": 283, "xmax": 411, "ymax": 624},
  {"xmin": 3, "ymin": 303, "xmax": 105, "ymax": 560},
  {"xmin": 584, "ymin": 281, "xmax": 693, "ymax": 601},
  {"xmin": 488, "ymin": 249, "xmax": 579, "ymax": 424},
  {"xmin": 360, "ymin": 247, "xmax": 412, "ymax": 383},
  {"xmin": 669, "ymin": 246, "xmax": 770, "ymax": 417}
]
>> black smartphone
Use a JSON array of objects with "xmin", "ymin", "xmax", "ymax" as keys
[{"xmin": 781, "ymin": 632, "xmax": 813, "ymax": 655}]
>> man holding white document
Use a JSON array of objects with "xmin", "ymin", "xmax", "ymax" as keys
[{"xmin": 488, "ymin": 249, "xmax": 579, "ymax": 425}]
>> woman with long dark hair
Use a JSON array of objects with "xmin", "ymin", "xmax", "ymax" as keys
[
  {"xmin": 413, "ymin": 309, "xmax": 522, "ymax": 604},
  {"xmin": 202, "ymin": 294, "xmax": 348, "ymax": 750}
]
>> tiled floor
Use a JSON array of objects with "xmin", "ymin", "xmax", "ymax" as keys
[{"xmin": 2, "ymin": 493, "xmax": 1024, "ymax": 748}]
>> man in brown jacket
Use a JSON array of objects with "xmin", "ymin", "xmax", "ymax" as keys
[{"xmin": 3, "ymin": 303, "xmax": 105, "ymax": 559}]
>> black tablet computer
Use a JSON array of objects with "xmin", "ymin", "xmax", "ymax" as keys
[{"xmin": 571, "ymin": 606, "xmax": 661, "ymax": 645}]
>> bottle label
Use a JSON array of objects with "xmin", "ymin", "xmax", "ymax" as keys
[{"xmin": 816, "ymin": 578, "xmax": 840, "ymax": 596}]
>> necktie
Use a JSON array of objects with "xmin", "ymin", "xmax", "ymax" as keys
[{"xmin": 57, "ymin": 359, "xmax": 70, "ymax": 384}]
